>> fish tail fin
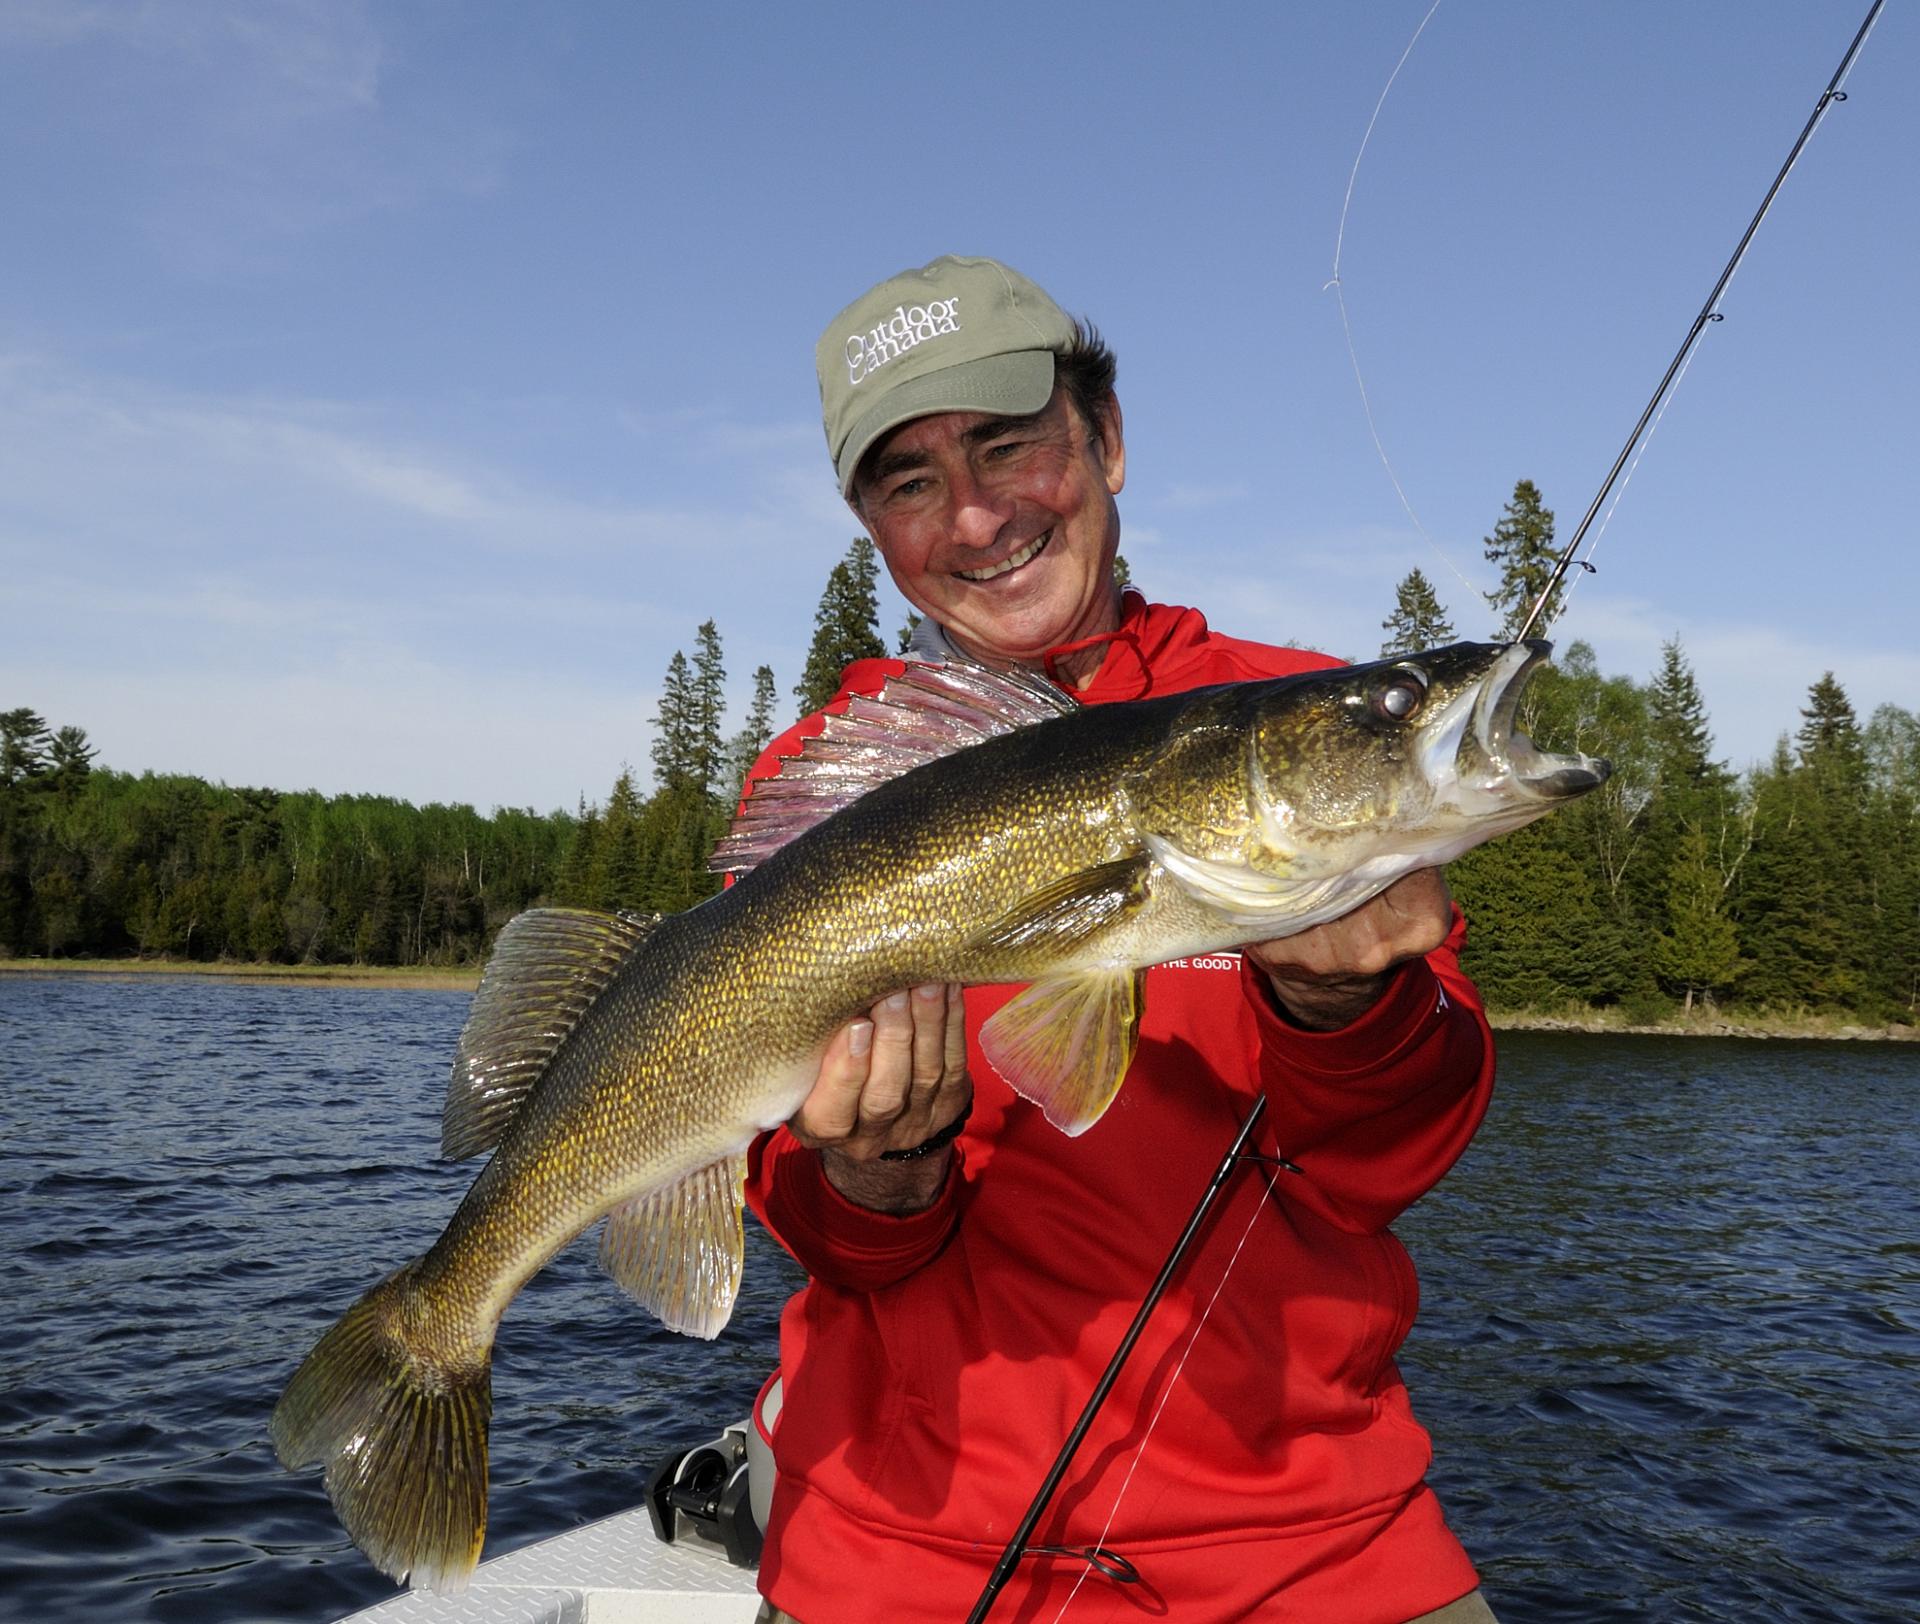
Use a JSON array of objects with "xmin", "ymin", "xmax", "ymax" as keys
[{"xmin": 270, "ymin": 1263, "xmax": 492, "ymax": 1593}]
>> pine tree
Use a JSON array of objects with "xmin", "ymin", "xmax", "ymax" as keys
[
  {"xmin": 1797, "ymin": 672, "xmax": 1866, "ymax": 789},
  {"xmin": 1650, "ymin": 824, "xmax": 1744, "ymax": 1013},
  {"xmin": 0, "ymin": 708, "xmax": 49, "ymax": 789},
  {"xmin": 601, "ymin": 768, "xmax": 649, "ymax": 911},
  {"xmin": 44, "ymin": 726, "xmax": 97, "ymax": 799},
  {"xmin": 796, "ymin": 539, "xmax": 885, "ymax": 716},
  {"xmin": 726, "ymin": 665, "xmax": 779, "ymax": 805},
  {"xmin": 1113, "ymin": 554, "xmax": 1133, "ymax": 590},
  {"xmin": 1737, "ymin": 676, "xmax": 1876, "ymax": 1011},
  {"xmin": 1647, "ymin": 639, "xmax": 1721, "ymax": 790},
  {"xmin": 1482, "ymin": 479, "xmax": 1561, "ymax": 639},
  {"xmin": 1380, "ymin": 569, "xmax": 1456, "ymax": 656},
  {"xmin": 650, "ymin": 650, "xmax": 699, "ymax": 792},
  {"xmin": 896, "ymin": 612, "xmax": 923, "ymax": 654},
  {"xmin": 690, "ymin": 620, "xmax": 727, "ymax": 798}
]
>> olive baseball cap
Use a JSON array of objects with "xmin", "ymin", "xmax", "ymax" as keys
[{"xmin": 816, "ymin": 255, "xmax": 1079, "ymax": 497}]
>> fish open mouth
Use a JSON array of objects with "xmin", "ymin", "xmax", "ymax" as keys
[{"xmin": 1471, "ymin": 641, "xmax": 1611, "ymax": 800}]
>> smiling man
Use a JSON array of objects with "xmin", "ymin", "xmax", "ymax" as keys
[{"xmin": 743, "ymin": 257, "xmax": 1501, "ymax": 1624}]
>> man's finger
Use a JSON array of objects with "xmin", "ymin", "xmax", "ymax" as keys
[
  {"xmin": 793, "ymin": 1017, "xmax": 872, "ymax": 1143},
  {"xmin": 909, "ymin": 983, "xmax": 948, "ymax": 1097},
  {"xmin": 858, "ymin": 989, "xmax": 915, "ymax": 1125}
]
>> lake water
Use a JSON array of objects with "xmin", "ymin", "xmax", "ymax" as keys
[{"xmin": 1, "ymin": 975, "xmax": 1915, "ymax": 1623}]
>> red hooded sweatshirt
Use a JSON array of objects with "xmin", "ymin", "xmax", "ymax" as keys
[{"xmin": 744, "ymin": 596, "xmax": 1491, "ymax": 1623}]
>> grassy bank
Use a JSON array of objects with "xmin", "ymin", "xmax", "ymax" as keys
[
  {"xmin": 0, "ymin": 957, "xmax": 481, "ymax": 992},
  {"xmin": 4, "ymin": 956, "xmax": 1914, "ymax": 1040},
  {"xmin": 1487, "ymin": 1004, "xmax": 1917, "ymax": 1042}
]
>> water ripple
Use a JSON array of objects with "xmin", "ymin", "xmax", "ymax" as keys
[{"xmin": 3, "ymin": 984, "xmax": 1915, "ymax": 1622}]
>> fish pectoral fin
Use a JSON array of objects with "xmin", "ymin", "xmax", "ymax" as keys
[
  {"xmin": 444, "ymin": 908, "xmax": 661, "ymax": 1161},
  {"xmin": 599, "ymin": 1153, "xmax": 747, "ymax": 1340},
  {"xmin": 964, "ymin": 856, "xmax": 1152, "ymax": 956},
  {"xmin": 979, "ymin": 968, "xmax": 1146, "ymax": 1137}
]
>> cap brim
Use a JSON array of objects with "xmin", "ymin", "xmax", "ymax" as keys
[{"xmin": 837, "ymin": 351, "xmax": 1057, "ymax": 497}]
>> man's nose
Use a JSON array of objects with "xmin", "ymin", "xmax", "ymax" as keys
[{"xmin": 945, "ymin": 464, "xmax": 1013, "ymax": 548}]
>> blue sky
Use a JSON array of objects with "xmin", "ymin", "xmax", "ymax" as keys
[{"xmin": 3, "ymin": 0, "xmax": 1913, "ymax": 814}]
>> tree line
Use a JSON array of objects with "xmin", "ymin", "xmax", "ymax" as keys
[{"xmin": 5, "ymin": 497, "xmax": 1915, "ymax": 1023}]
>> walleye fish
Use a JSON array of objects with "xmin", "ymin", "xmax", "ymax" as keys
[{"xmin": 271, "ymin": 640, "xmax": 1606, "ymax": 1590}]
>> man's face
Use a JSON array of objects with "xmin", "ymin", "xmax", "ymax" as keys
[{"xmin": 850, "ymin": 387, "xmax": 1126, "ymax": 674}]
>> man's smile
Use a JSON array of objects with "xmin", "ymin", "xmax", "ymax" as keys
[{"xmin": 956, "ymin": 529, "xmax": 1052, "ymax": 583}]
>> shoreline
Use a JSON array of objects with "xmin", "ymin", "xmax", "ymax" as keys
[
  {"xmin": 0, "ymin": 957, "xmax": 481, "ymax": 992},
  {"xmin": 3, "ymin": 957, "xmax": 1913, "ymax": 1041}
]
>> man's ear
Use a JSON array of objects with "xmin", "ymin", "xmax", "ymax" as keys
[{"xmin": 1098, "ymin": 392, "xmax": 1126, "ymax": 496}]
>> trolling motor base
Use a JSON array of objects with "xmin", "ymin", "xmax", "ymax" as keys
[{"xmin": 644, "ymin": 1422, "xmax": 763, "ymax": 1569}]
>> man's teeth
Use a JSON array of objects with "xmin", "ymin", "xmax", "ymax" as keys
[{"xmin": 958, "ymin": 532, "xmax": 1049, "ymax": 582}]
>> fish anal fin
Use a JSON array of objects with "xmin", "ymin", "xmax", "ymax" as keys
[
  {"xmin": 444, "ymin": 908, "xmax": 660, "ymax": 1161},
  {"xmin": 980, "ymin": 968, "xmax": 1146, "ymax": 1137},
  {"xmin": 965, "ymin": 855, "xmax": 1151, "ymax": 956},
  {"xmin": 600, "ymin": 1154, "xmax": 747, "ymax": 1340}
]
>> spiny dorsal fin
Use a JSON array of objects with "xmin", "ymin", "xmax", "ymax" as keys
[
  {"xmin": 443, "ymin": 908, "xmax": 660, "ymax": 1160},
  {"xmin": 979, "ymin": 967, "xmax": 1147, "ymax": 1137},
  {"xmin": 599, "ymin": 1153, "xmax": 748, "ymax": 1339},
  {"xmin": 710, "ymin": 660, "xmax": 1075, "ymax": 875}
]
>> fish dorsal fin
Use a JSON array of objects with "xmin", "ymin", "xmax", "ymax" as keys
[
  {"xmin": 443, "ymin": 907, "xmax": 660, "ymax": 1161},
  {"xmin": 599, "ymin": 1153, "xmax": 748, "ymax": 1339},
  {"xmin": 979, "ymin": 967, "xmax": 1147, "ymax": 1138},
  {"xmin": 710, "ymin": 660, "xmax": 1075, "ymax": 875}
]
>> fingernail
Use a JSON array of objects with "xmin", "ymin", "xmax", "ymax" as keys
[
  {"xmin": 885, "ymin": 991, "xmax": 911, "ymax": 1013},
  {"xmin": 849, "ymin": 1020, "xmax": 873, "ymax": 1057},
  {"xmin": 913, "ymin": 983, "xmax": 943, "ymax": 1002}
]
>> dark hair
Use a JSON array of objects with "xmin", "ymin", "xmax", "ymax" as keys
[{"xmin": 1055, "ymin": 319, "xmax": 1118, "ymax": 440}]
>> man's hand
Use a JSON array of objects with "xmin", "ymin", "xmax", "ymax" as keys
[
  {"xmin": 1245, "ymin": 868, "xmax": 1454, "ymax": 1031},
  {"xmin": 787, "ymin": 982, "xmax": 971, "ymax": 1214}
]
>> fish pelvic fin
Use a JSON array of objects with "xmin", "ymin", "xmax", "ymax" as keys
[
  {"xmin": 444, "ymin": 907, "xmax": 661, "ymax": 1160},
  {"xmin": 270, "ymin": 1263, "xmax": 491, "ymax": 1593},
  {"xmin": 599, "ymin": 1152, "xmax": 748, "ymax": 1339},
  {"xmin": 980, "ymin": 968, "xmax": 1147, "ymax": 1137},
  {"xmin": 711, "ymin": 661, "xmax": 1075, "ymax": 875}
]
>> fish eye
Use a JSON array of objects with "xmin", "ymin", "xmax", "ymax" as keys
[{"xmin": 1372, "ymin": 667, "xmax": 1428, "ymax": 722}]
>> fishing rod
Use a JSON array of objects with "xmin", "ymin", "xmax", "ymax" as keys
[
  {"xmin": 1513, "ymin": 0, "xmax": 1887, "ymax": 642},
  {"xmin": 964, "ymin": 1094, "xmax": 1283, "ymax": 1623}
]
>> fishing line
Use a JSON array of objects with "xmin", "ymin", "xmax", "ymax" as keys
[
  {"xmin": 1044, "ymin": 1154, "xmax": 1282, "ymax": 1623},
  {"xmin": 1325, "ymin": 0, "xmax": 1478, "ymax": 604},
  {"xmin": 963, "ymin": 1096, "xmax": 1274, "ymax": 1624},
  {"xmin": 1515, "ymin": 0, "xmax": 1889, "ymax": 640}
]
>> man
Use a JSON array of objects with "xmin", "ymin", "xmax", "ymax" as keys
[{"xmin": 744, "ymin": 257, "xmax": 1498, "ymax": 1622}]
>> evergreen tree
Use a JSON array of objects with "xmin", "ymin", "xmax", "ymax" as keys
[
  {"xmin": 1380, "ymin": 569, "xmax": 1456, "ymax": 656},
  {"xmin": 1, "ymin": 708, "xmax": 49, "ymax": 788},
  {"xmin": 1650, "ymin": 824, "xmax": 1744, "ymax": 1013},
  {"xmin": 650, "ymin": 650, "xmax": 699, "ymax": 792},
  {"xmin": 1737, "ymin": 676, "xmax": 1876, "ymax": 1011},
  {"xmin": 796, "ymin": 538, "xmax": 885, "ymax": 716},
  {"xmin": 1646, "ymin": 639, "xmax": 1721, "ymax": 790},
  {"xmin": 1482, "ymin": 479, "xmax": 1562, "ymax": 638},
  {"xmin": 44, "ymin": 726, "xmax": 97, "ymax": 799},
  {"xmin": 726, "ymin": 665, "xmax": 779, "ymax": 804},
  {"xmin": 1635, "ymin": 637, "xmax": 1735, "ymax": 936},
  {"xmin": 601, "ymin": 768, "xmax": 649, "ymax": 912},
  {"xmin": 896, "ymin": 612, "xmax": 923, "ymax": 654},
  {"xmin": 1113, "ymin": 553, "xmax": 1133, "ymax": 590},
  {"xmin": 1797, "ymin": 672, "xmax": 1866, "ymax": 787},
  {"xmin": 690, "ymin": 620, "xmax": 727, "ymax": 798}
]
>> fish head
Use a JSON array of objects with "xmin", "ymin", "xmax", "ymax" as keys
[{"xmin": 1133, "ymin": 642, "xmax": 1610, "ymax": 931}]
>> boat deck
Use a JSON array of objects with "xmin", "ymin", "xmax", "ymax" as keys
[{"xmin": 337, "ymin": 1506, "xmax": 760, "ymax": 1624}]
